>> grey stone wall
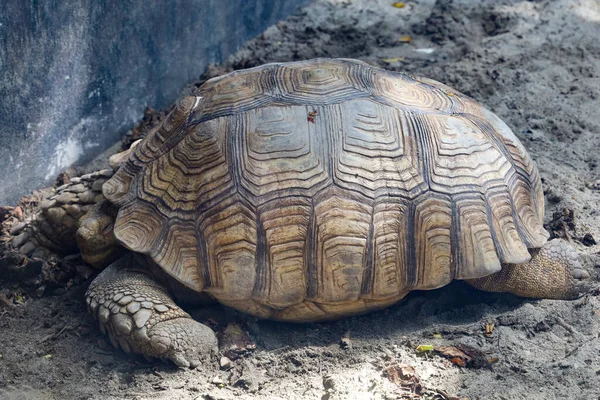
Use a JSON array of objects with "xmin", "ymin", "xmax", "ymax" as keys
[{"xmin": 0, "ymin": 0, "xmax": 307, "ymax": 205}]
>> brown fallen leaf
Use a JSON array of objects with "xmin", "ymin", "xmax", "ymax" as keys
[
  {"xmin": 13, "ymin": 206, "xmax": 23, "ymax": 220},
  {"xmin": 435, "ymin": 344, "xmax": 492, "ymax": 369},
  {"xmin": 485, "ymin": 322, "xmax": 495, "ymax": 337},
  {"xmin": 384, "ymin": 363, "xmax": 421, "ymax": 392}
]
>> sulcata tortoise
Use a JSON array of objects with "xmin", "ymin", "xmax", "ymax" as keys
[{"xmin": 14, "ymin": 58, "xmax": 593, "ymax": 367}]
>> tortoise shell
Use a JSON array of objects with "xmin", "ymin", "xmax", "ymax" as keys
[{"xmin": 103, "ymin": 58, "xmax": 549, "ymax": 321}]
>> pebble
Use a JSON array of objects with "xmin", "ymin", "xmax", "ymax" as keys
[
  {"xmin": 211, "ymin": 375, "xmax": 225, "ymax": 385},
  {"xmin": 220, "ymin": 356, "xmax": 233, "ymax": 370}
]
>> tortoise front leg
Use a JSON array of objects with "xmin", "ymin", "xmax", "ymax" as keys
[
  {"xmin": 466, "ymin": 239, "xmax": 591, "ymax": 300},
  {"xmin": 86, "ymin": 254, "xmax": 217, "ymax": 367}
]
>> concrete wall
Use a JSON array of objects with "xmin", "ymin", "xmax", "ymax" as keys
[{"xmin": 0, "ymin": 0, "xmax": 307, "ymax": 205}]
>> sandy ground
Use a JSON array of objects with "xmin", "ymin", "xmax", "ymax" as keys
[{"xmin": 1, "ymin": 0, "xmax": 600, "ymax": 399}]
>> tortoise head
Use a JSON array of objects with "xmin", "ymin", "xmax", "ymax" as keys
[{"xmin": 76, "ymin": 200, "xmax": 122, "ymax": 269}]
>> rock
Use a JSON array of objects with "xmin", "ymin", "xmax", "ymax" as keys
[
  {"xmin": 211, "ymin": 375, "xmax": 225, "ymax": 385},
  {"xmin": 581, "ymin": 233, "xmax": 596, "ymax": 247},
  {"xmin": 220, "ymin": 356, "xmax": 233, "ymax": 370}
]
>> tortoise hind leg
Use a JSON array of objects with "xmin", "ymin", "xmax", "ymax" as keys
[
  {"xmin": 86, "ymin": 254, "xmax": 217, "ymax": 367},
  {"xmin": 466, "ymin": 239, "xmax": 591, "ymax": 300}
]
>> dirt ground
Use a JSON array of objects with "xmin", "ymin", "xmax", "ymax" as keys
[{"xmin": 1, "ymin": 0, "xmax": 600, "ymax": 399}]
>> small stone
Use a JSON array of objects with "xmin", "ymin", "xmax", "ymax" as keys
[
  {"xmin": 220, "ymin": 356, "xmax": 233, "ymax": 370},
  {"xmin": 211, "ymin": 376, "xmax": 225, "ymax": 385},
  {"xmin": 581, "ymin": 233, "xmax": 597, "ymax": 247},
  {"xmin": 92, "ymin": 179, "xmax": 106, "ymax": 192},
  {"xmin": 9, "ymin": 222, "xmax": 27, "ymax": 235}
]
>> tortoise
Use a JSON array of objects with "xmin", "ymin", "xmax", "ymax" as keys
[{"xmin": 10, "ymin": 58, "xmax": 592, "ymax": 367}]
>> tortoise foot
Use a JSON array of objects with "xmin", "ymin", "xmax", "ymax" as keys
[
  {"xmin": 466, "ymin": 239, "xmax": 592, "ymax": 300},
  {"xmin": 86, "ymin": 255, "xmax": 217, "ymax": 367}
]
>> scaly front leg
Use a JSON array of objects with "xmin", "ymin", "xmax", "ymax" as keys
[{"xmin": 86, "ymin": 254, "xmax": 217, "ymax": 367}]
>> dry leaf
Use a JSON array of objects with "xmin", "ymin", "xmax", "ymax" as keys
[
  {"xmin": 435, "ymin": 345, "xmax": 492, "ymax": 369},
  {"xmin": 384, "ymin": 363, "xmax": 421, "ymax": 392},
  {"xmin": 14, "ymin": 206, "xmax": 23, "ymax": 220},
  {"xmin": 485, "ymin": 322, "xmax": 495, "ymax": 337},
  {"xmin": 399, "ymin": 35, "xmax": 412, "ymax": 43},
  {"xmin": 392, "ymin": 2, "xmax": 405, "ymax": 8}
]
